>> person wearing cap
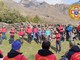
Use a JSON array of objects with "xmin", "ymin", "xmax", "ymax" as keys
[
  {"xmin": 35, "ymin": 41, "xmax": 56, "ymax": 60},
  {"xmin": 2, "ymin": 25, "xmax": 7, "ymax": 40},
  {"xmin": 0, "ymin": 50, "xmax": 3, "ymax": 60},
  {"xmin": 66, "ymin": 41, "xmax": 80, "ymax": 60},
  {"xmin": 3, "ymin": 40, "xmax": 27, "ymax": 60}
]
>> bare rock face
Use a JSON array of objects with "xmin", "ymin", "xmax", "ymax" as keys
[{"xmin": 3, "ymin": 0, "xmax": 79, "ymax": 25}]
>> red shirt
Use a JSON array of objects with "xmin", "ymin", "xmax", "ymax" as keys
[
  {"xmin": 3, "ymin": 54, "xmax": 27, "ymax": 60},
  {"xmin": 56, "ymin": 33, "xmax": 61, "ymax": 41},
  {"xmin": 0, "ymin": 28, "xmax": 2, "ymax": 36},
  {"xmin": 10, "ymin": 29, "xmax": 15, "ymax": 36},
  {"xmin": 2, "ymin": 27, "xmax": 6, "ymax": 33},
  {"xmin": 35, "ymin": 54, "xmax": 56, "ymax": 60},
  {"xmin": 18, "ymin": 31, "xmax": 25, "ymax": 36},
  {"xmin": 33, "ymin": 28, "xmax": 38, "ymax": 33},
  {"xmin": 70, "ymin": 52, "xmax": 80, "ymax": 60},
  {"xmin": 58, "ymin": 26, "xmax": 64, "ymax": 32},
  {"xmin": 78, "ymin": 25, "xmax": 80, "ymax": 32},
  {"xmin": 0, "ymin": 50, "xmax": 3, "ymax": 55},
  {"xmin": 26, "ymin": 27, "xmax": 32, "ymax": 34}
]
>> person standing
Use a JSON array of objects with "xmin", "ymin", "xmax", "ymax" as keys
[
  {"xmin": 26, "ymin": 25, "xmax": 32, "ymax": 43},
  {"xmin": 66, "ymin": 24, "xmax": 73, "ymax": 41},
  {"xmin": 58, "ymin": 24, "xmax": 64, "ymax": 41},
  {"xmin": 0, "ymin": 28, "xmax": 2, "ymax": 45},
  {"xmin": 45, "ymin": 28, "xmax": 51, "ymax": 41},
  {"xmin": 9, "ymin": 26, "xmax": 15, "ymax": 44},
  {"xmin": 77, "ymin": 22, "xmax": 80, "ymax": 40},
  {"xmin": 35, "ymin": 41, "xmax": 56, "ymax": 60},
  {"xmin": 3, "ymin": 40, "xmax": 27, "ymax": 60},
  {"xmin": 37, "ymin": 28, "xmax": 42, "ymax": 43},
  {"xmin": 55, "ymin": 31, "xmax": 61, "ymax": 53},
  {"xmin": 33, "ymin": 25, "xmax": 38, "ymax": 40},
  {"xmin": 2, "ymin": 25, "xmax": 7, "ymax": 40},
  {"xmin": 18, "ymin": 28, "xmax": 25, "ymax": 44}
]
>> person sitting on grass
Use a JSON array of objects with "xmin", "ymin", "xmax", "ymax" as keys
[
  {"xmin": 35, "ymin": 41, "xmax": 56, "ymax": 60},
  {"xmin": 3, "ymin": 40, "xmax": 27, "ymax": 60}
]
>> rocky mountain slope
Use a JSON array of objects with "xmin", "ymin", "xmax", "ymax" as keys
[{"xmin": 3, "ymin": 0, "xmax": 80, "ymax": 24}]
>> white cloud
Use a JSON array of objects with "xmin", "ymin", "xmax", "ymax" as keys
[
  {"xmin": 13, "ymin": 0, "xmax": 21, "ymax": 3},
  {"xmin": 37, "ymin": 0, "xmax": 64, "ymax": 5},
  {"xmin": 13, "ymin": 0, "xmax": 64, "ymax": 4}
]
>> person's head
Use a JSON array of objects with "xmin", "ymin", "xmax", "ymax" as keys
[
  {"xmin": 12, "ymin": 40, "xmax": 21, "ymax": 52},
  {"xmin": 69, "ymin": 41, "xmax": 75, "ymax": 48},
  {"xmin": 2, "ymin": 25, "xmax": 5, "ymax": 28},
  {"xmin": 42, "ymin": 41, "xmax": 51, "ymax": 50},
  {"xmin": 20, "ymin": 28, "xmax": 24, "ymax": 31},
  {"xmin": 11, "ymin": 26, "xmax": 15, "ymax": 30}
]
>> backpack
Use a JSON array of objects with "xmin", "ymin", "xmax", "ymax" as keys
[{"xmin": 70, "ymin": 52, "xmax": 80, "ymax": 60}]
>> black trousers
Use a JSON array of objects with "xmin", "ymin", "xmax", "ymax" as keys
[
  {"xmin": 56, "ymin": 40, "xmax": 61, "ymax": 53},
  {"xmin": 27, "ymin": 34, "xmax": 32, "ymax": 43},
  {"xmin": 9, "ymin": 36, "xmax": 14, "ymax": 44}
]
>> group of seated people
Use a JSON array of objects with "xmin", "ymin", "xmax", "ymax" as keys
[{"xmin": 0, "ymin": 40, "xmax": 80, "ymax": 60}]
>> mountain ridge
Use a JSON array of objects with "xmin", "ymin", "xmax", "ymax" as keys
[{"xmin": 3, "ymin": 0, "xmax": 79, "ymax": 24}]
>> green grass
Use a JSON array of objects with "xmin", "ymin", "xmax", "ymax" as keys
[{"xmin": 0, "ymin": 33, "xmax": 80, "ymax": 60}]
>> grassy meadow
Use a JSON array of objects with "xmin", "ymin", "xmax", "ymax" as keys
[{"xmin": 0, "ymin": 33, "xmax": 80, "ymax": 60}]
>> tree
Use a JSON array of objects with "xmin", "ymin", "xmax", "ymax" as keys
[{"xmin": 32, "ymin": 15, "xmax": 42, "ymax": 23}]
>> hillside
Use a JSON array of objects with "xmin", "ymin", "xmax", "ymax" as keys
[{"xmin": 3, "ymin": 0, "xmax": 80, "ymax": 24}]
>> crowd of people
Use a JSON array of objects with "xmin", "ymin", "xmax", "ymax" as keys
[{"xmin": 0, "ymin": 22, "xmax": 80, "ymax": 60}]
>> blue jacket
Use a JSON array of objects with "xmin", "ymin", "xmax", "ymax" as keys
[
  {"xmin": 37, "ymin": 30, "xmax": 42, "ymax": 36},
  {"xmin": 66, "ymin": 26, "xmax": 73, "ymax": 32},
  {"xmin": 66, "ymin": 45, "xmax": 80, "ymax": 60},
  {"xmin": 45, "ymin": 30, "xmax": 51, "ymax": 36}
]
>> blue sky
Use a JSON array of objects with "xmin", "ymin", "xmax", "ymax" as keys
[
  {"xmin": 63, "ymin": 0, "xmax": 79, "ymax": 4},
  {"xmin": 13, "ymin": 0, "xmax": 79, "ymax": 4}
]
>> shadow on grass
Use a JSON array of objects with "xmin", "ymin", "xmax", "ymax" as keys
[
  {"xmin": 34, "ymin": 39, "xmax": 39, "ymax": 44},
  {"xmin": 51, "ymin": 45, "xmax": 56, "ymax": 52}
]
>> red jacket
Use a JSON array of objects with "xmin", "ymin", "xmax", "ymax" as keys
[
  {"xmin": 0, "ymin": 28, "xmax": 2, "ymax": 36},
  {"xmin": 78, "ymin": 25, "xmax": 80, "ymax": 32},
  {"xmin": 10, "ymin": 29, "xmax": 15, "ymax": 36},
  {"xmin": 0, "ymin": 50, "xmax": 3, "ymax": 55},
  {"xmin": 26, "ymin": 27, "xmax": 32, "ymax": 34},
  {"xmin": 70, "ymin": 52, "xmax": 80, "ymax": 60},
  {"xmin": 18, "ymin": 31, "xmax": 25, "ymax": 36},
  {"xmin": 0, "ymin": 50, "xmax": 3, "ymax": 58},
  {"xmin": 58, "ymin": 26, "xmax": 64, "ymax": 33},
  {"xmin": 2, "ymin": 27, "xmax": 6, "ymax": 33},
  {"xmin": 35, "ymin": 54, "xmax": 56, "ymax": 60},
  {"xmin": 33, "ymin": 28, "xmax": 38, "ymax": 33},
  {"xmin": 56, "ymin": 33, "xmax": 61, "ymax": 41},
  {"xmin": 3, "ymin": 54, "xmax": 27, "ymax": 60}
]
